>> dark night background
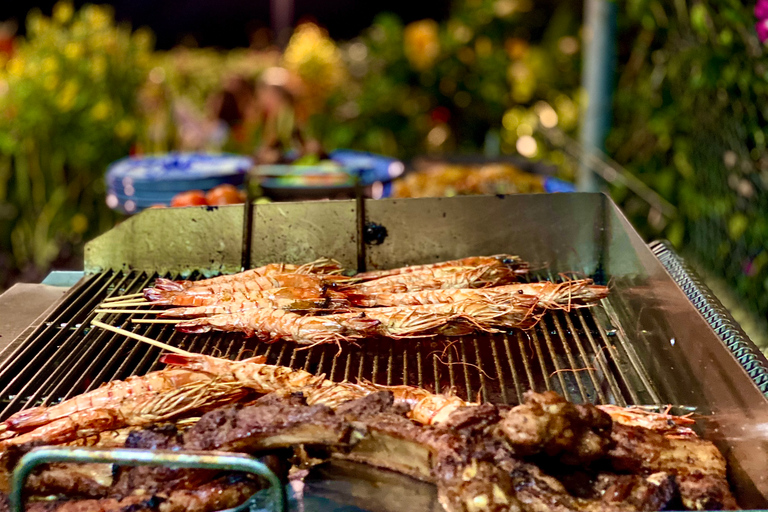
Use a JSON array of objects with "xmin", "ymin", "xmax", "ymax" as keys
[{"xmin": 0, "ymin": 0, "xmax": 452, "ymax": 48}]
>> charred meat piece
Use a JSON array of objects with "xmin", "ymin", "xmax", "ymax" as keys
[
  {"xmin": 440, "ymin": 404, "xmax": 502, "ymax": 437},
  {"xmin": 23, "ymin": 494, "xmax": 161, "ymax": 512},
  {"xmin": 335, "ymin": 391, "xmax": 399, "ymax": 420},
  {"xmin": 608, "ymin": 423, "xmax": 737, "ymax": 510},
  {"xmin": 594, "ymin": 472, "xmax": 678, "ymax": 510},
  {"xmin": 341, "ymin": 412, "xmax": 445, "ymax": 481},
  {"xmin": 183, "ymin": 400, "xmax": 349, "ymax": 452},
  {"xmin": 112, "ymin": 424, "xmax": 213, "ymax": 498},
  {"xmin": 157, "ymin": 474, "xmax": 264, "ymax": 512},
  {"xmin": 437, "ymin": 459, "xmax": 523, "ymax": 512},
  {"xmin": 24, "ymin": 463, "xmax": 114, "ymax": 499},
  {"xmin": 498, "ymin": 391, "xmax": 613, "ymax": 464}
]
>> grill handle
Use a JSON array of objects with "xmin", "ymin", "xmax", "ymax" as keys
[
  {"xmin": 10, "ymin": 447, "xmax": 286, "ymax": 512},
  {"xmin": 650, "ymin": 240, "xmax": 768, "ymax": 396}
]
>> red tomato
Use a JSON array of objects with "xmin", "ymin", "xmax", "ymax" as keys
[
  {"xmin": 170, "ymin": 190, "xmax": 208, "ymax": 207},
  {"xmin": 205, "ymin": 184, "xmax": 243, "ymax": 205}
]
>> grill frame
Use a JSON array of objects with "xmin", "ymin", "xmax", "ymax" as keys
[
  {"xmin": 2, "ymin": 193, "xmax": 768, "ymax": 508},
  {"xmin": 0, "ymin": 269, "xmax": 662, "ymax": 418}
]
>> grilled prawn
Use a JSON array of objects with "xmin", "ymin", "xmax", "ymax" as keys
[
  {"xmin": 159, "ymin": 353, "xmax": 468, "ymax": 426},
  {"xmin": 348, "ymin": 279, "xmax": 608, "ymax": 309},
  {"xmin": 152, "ymin": 257, "xmax": 345, "ymax": 292},
  {"xmin": 347, "ymin": 295, "xmax": 540, "ymax": 338},
  {"xmin": 158, "ymin": 295, "xmax": 350, "ymax": 318},
  {"xmin": 353, "ymin": 254, "xmax": 528, "ymax": 281},
  {"xmin": 342, "ymin": 264, "xmax": 522, "ymax": 295},
  {"xmin": 175, "ymin": 307, "xmax": 380, "ymax": 347},
  {"xmin": 0, "ymin": 358, "xmax": 268, "ymax": 448}
]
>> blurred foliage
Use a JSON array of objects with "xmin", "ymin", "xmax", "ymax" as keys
[
  {"xmin": 310, "ymin": 0, "xmax": 584, "ymax": 175},
  {"xmin": 0, "ymin": 2, "xmax": 152, "ymax": 284},
  {"xmin": 607, "ymin": 0, "xmax": 768, "ymax": 316},
  {"xmin": 0, "ymin": 0, "xmax": 765, "ymax": 323}
]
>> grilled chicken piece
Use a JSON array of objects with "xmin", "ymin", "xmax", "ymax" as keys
[{"xmin": 498, "ymin": 391, "xmax": 613, "ymax": 464}]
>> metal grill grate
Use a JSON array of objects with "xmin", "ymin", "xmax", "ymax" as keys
[{"xmin": 0, "ymin": 271, "xmax": 664, "ymax": 420}]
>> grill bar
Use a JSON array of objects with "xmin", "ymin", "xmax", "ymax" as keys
[{"xmin": 0, "ymin": 271, "xmax": 665, "ymax": 420}]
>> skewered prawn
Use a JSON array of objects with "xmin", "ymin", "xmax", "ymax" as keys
[
  {"xmin": 345, "ymin": 295, "xmax": 540, "ymax": 338},
  {"xmin": 354, "ymin": 254, "xmax": 528, "ymax": 281},
  {"xmin": 158, "ymin": 354, "xmax": 468, "ymax": 426},
  {"xmin": 597, "ymin": 404, "xmax": 697, "ymax": 438},
  {"xmin": 348, "ymin": 279, "xmax": 608, "ymax": 309},
  {"xmin": 2, "ymin": 352, "xmax": 701, "ymax": 450},
  {"xmin": 144, "ymin": 286, "xmax": 340, "ymax": 308},
  {"xmin": 158, "ymin": 297, "xmax": 349, "ymax": 318},
  {"xmin": 0, "ymin": 358, "xmax": 267, "ymax": 448},
  {"xmin": 152, "ymin": 273, "xmax": 331, "ymax": 298},
  {"xmin": 175, "ymin": 307, "xmax": 380, "ymax": 347},
  {"xmin": 153, "ymin": 257, "xmax": 345, "ymax": 292},
  {"xmin": 342, "ymin": 264, "xmax": 522, "ymax": 295}
]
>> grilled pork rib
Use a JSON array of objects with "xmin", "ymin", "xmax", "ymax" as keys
[{"xmin": 2, "ymin": 391, "xmax": 737, "ymax": 512}]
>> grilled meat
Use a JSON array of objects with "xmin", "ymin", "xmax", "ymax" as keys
[
  {"xmin": 498, "ymin": 391, "xmax": 613, "ymax": 464},
  {"xmin": 112, "ymin": 424, "xmax": 213, "ymax": 498},
  {"xmin": 2, "ymin": 391, "xmax": 739, "ymax": 512},
  {"xmin": 10, "ymin": 475, "xmax": 262, "ymax": 512},
  {"xmin": 183, "ymin": 398, "xmax": 349, "ymax": 452},
  {"xmin": 24, "ymin": 464, "xmax": 113, "ymax": 499},
  {"xmin": 608, "ymin": 423, "xmax": 737, "ymax": 510}
]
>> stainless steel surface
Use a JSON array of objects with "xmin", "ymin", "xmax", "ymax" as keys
[
  {"xmin": 10, "ymin": 447, "xmax": 285, "ymax": 512},
  {"xmin": 5, "ymin": 193, "xmax": 768, "ymax": 508},
  {"xmin": 0, "ymin": 284, "xmax": 68, "ymax": 349}
]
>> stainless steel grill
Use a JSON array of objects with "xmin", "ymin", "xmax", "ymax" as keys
[
  {"xmin": 1, "ymin": 193, "xmax": 768, "ymax": 508},
  {"xmin": 0, "ymin": 269, "xmax": 662, "ymax": 420}
]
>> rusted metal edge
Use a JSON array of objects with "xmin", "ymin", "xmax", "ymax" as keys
[{"xmin": 10, "ymin": 447, "xmax": 285, "ymax": 512}]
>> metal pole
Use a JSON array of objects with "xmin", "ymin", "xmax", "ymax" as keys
[
  {"xmin": 578, "ymin": 0, "xmax": 617, "ymax": 192},
  {"xmin": 271, "ymin": 0, "xmax": 294, "ymax": 49}
]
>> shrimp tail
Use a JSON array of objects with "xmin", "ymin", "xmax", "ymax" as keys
[
  {"xmin": 159, "ymin": 353, "xmax": 266, "ymax": 370},
  {"xmin": 340, "ymin": 314, "xmax": 381, "ymax": 334},
  {"xmin": 175, "ymin": 320, "xmax": 214, "ymax": 334},
  {"xmin": 153, "ymin": 277, "xmax": 187, "ymax": 292},
  {"xmin": 343, "ymin": 293, "xmax": 376, "ymax": 307},
  {"xmin": 142, "ymin": 288, "xmax": 172, "ymax": 304}
]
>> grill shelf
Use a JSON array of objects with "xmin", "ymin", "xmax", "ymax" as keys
[{"xmin": 0, "ymin": 270, "xmax": 663, "ymax": 420}]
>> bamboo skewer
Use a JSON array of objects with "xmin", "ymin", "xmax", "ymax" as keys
[
  {"xmin": 103, "ymin": 293, "xmax": 144, "ymax": 302},
  {"xmin": 94, "ymin": 309, "xmax": 161, "ymax": 314},
  {"xmin": 90, "ymin": 320, "xmax": 193, "ymax": 356},
  {"xmin": 98, "ymin": 301, "xmax": 150, "ymax": 308},
  {"xmin": 131, "ymin": 319, "xmax": 183, "ymax": 324}
]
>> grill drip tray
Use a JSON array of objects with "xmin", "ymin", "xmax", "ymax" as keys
[{"xmin": 0, "ymin": 270, "xmax": 661, "ymax": 420}]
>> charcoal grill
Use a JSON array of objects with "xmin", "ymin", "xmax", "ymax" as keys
[{"xmin": 1, "ymin": 193, "xmax": 768, "ymax": 509}]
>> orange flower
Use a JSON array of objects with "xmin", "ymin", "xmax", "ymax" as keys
[{"xmin": 404, "ymin": 19, "xmax": 440, "ymax": 71}]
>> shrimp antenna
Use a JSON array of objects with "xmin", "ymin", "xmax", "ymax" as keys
[{"xmin": 91, "ymin": 320, "xmax": 194, "ymax": 356}]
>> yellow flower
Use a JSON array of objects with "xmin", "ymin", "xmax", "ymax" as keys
[
  {"xmin": 283, "ymin": 23, "xmax": 345, "ymax": 100},
  {"xmin": 53, "ymin": 1, "xmax": 74, "ymax": 24},
  {"xmin": 114, "ymin": 118, "xmax": 135, "ymax": 140},
  {"xmin": 90, "ymin": 100, "xmax": 111, "ymax": 121},
  {"xmin": 83, "ymin": 5, "xmax": 112, "ymax": 30},
  {"xmin": 64, "ymin": 42, "xmax": 84, "ymax": 60},
  {"xmin": 404, "ymin": 19, "xmax": 440, "ymax": 71},
  {"xmin": 57, "ymin": 81, "xmax": 79, "ymax": 112},
  {"xmin": 7, "ymin": 58, "xmax": 24, "ymax": 78},
  {"xmin": 42, "ymin": 57, "xmax": 58, "ymax": 74},
  {"xmin": 43, "ymin": 74, "xmax": 59, "ymax": 91},
  {"xmin": 90, "ymin": 55, "xmax": 107, "ymax": 79},
  {"xmin": 70, "ymin": 213, "xmax": 88, "ymax": 234}
]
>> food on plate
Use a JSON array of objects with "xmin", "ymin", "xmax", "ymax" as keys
[
  {"xmin": 392, "ymin": 162, "xmax": 549, "ymax": 198},
  {"xmin": 204, "ymin": 184, "xmax": 244, "ymax": 205},
  {"xmin": 169, "ymin": 190, "xmax": 208, "ymax": 207}
]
